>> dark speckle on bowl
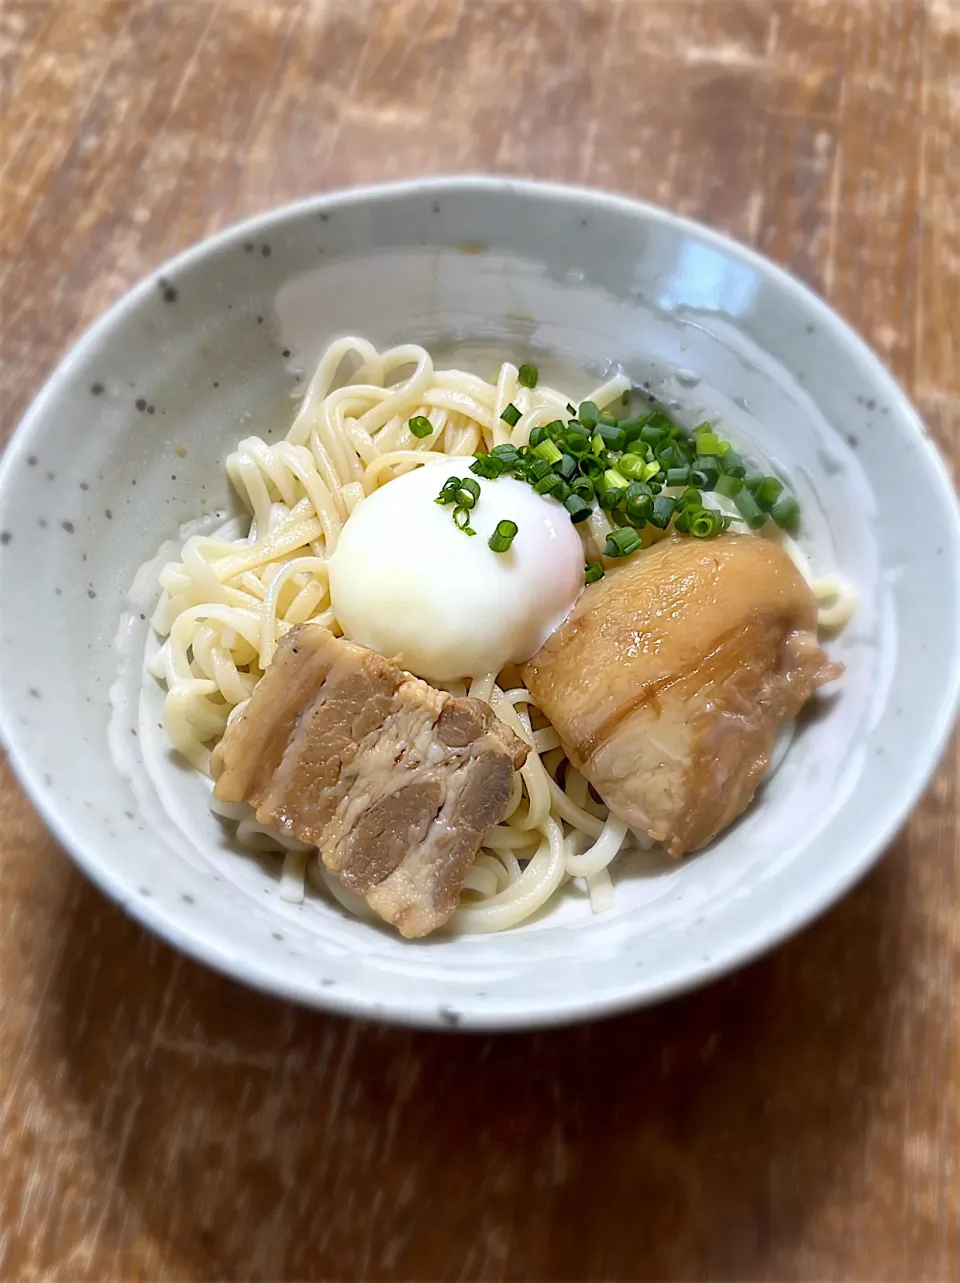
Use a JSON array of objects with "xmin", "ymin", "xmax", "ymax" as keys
[
  {"xmin": 282, "ymin": 348, "xmax": 291, "ymax": 358},
  {"xmin": 62, "ymin": 520, "xmax": 74, "ymax": 534},
  {"xmin": 138, "ymin": 886, "xmax": 151, "ymax": 897},
  {"xmin": 79, "ymin": 481, "xmax": 89, "ymax": 491},
  {"xmin": 319, "ymin": 212, "xmax": 330, "ymax": 223},
  {"xmin": 28, "ymin": 687, "xmax": 40, "ymax": 699},
  {"xmin": 865, "ymin": 398, "xmax": 876, "ymax": 410},
  {"xmin": 27, "ymin": 455, "xmax": 37, "ymax": 467},
  {"xmin": 261, "ymin": 244, "xmax": 271, "ymax": 257},
  {"xmin": 181, "ymin": 893, "xmax": 195, "ymax": 905},
  {"xmin": 272, "ymin": 932, "xmax": 284, "ymax": 941},
  {"xmin": 846, "ymin": 434, "xmax": 858, "ymax": 449},
  {"xmin": 105, "ymin": 508, "xmax": 113, "ymax": 520},
  {"xmin": 244, "ymin": 242, "xmax": 254, "ymax": 253},
  {"xmin": 135, "ymin": 398, "xmax": 146, "ymax": 412},
  {"xmin": 256, "ymin": 316, "xmax": 264, "ymax": 324},
  {"xmin": 38, "ymin": 518, "xmax": 47, "ymax": 528},
  {"xmin": 90, "ymin": 382, "xmax": 104, "ymax": 396},
  {"xmin": 805, "ymin": 324, "xmax": 815, "ymax": 334},
  {"xmin": 0, "ymin": 531, "xmax": 11, "ymax": 546},
  {"xmin": 432, "ymin": 201, "xmax": 440, "ymax": 214},
  {"xmin": 438, "ymin": 1006, "xmax": 460, "ymax": 1026},
  {"xmin": 46, "ymin": 471, "xmax": 54, "ymax": 481},
  {"xmin": 157, "ymin": 277, "xmax": 178, "ymax": 303},
  {"xmin": 87, "ymin": 589, "xmax": 96, "ymax": 599},
  {"xmin": 147, "ymin": 405, "xmax": 155, "ymax": 415}
]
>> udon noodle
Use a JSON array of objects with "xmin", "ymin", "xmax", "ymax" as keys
[{"xmin": 148, "ymin": 338, "xmax": 852, "ymax": 933}]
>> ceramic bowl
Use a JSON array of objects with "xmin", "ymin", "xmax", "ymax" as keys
[{"xmin": 1, "ymin": 178, "xmax": 958, "ymax": 1030}]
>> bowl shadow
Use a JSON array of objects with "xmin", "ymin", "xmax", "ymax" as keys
[{"xmin": 47, "ymin": 844, "xmax": 905, "ymax": 1281}]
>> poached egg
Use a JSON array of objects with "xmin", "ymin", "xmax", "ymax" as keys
[{"xmin": 327, "ymin": 462, "xmax": 584, "ymax": 681}]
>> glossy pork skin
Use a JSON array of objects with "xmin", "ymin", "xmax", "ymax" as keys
[{"xmin": 522, "ymin": 534, "xmax": 840, "ymax": 857}]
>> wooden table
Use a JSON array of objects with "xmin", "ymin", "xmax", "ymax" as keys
[{"xmin": 2, "ymin": 1, "xmax": 958, "ymax": 1278}]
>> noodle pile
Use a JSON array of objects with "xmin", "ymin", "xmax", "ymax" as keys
[{"xmin": 148, "ymin": 338, "xmax": 853, "ymax": 933}]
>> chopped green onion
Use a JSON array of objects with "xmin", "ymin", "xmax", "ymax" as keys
[
  {"xmin": 435, "ymin": 476, "xmax": 462, "ymax": 505},
  {"xmin": 650, "ymin": 495, "xmax": 678, "ymax": 529},
  {"xmin": 528, "ymin": 424, "xmax": 548, "ymax": 447},
  {"xmin": 756, "ymin": 476, "xmax": 785, "ymax": 511},
  {"xmin": 721, "ymin": 450, "xmax": 746, "ymax": 478},
  {"xmin": 491, "ymin": 443, "xmax": 521, "ymax": 466},
  {"xmin": 595, "ymin": 422, "xmax": 626, "ymax": 451},
  {"xmin": 679, "ymin": 487, "xmax": 703, "ymax": 510},
  {"xmin": 585, "ymin": 560, "xmax": 606, "ymax": 583},
  {"xmin": 572, "ymin": 476, "xmax": 595, "ymax": 501},
  {"xmin": 578, "ymin": 400, "xmax": 599, "ymax": 427},
  {"xmin": 617, "ymin": 453, "xmax": 647, "ymax": 481},
  {"xmin": 621, "ymin": 389, "xmax": 631, "ymax": 406},
  {"xmin": 453, "ymin": 505, "xmax": 476, "ymax": 535},
  {"xmin": 534, "ymin": 472, "xmax": 561, "ymax": 495},
  {"xmin": 693, "ymin": 456, "xmax": 719, "ymax": 489},
  {"xmin": 566, "ymin": 402, "xmax": 577, "ymax": 415},
  {"xmin": 666, "ymin": 465, "xmax": 691, "ymax": 487},
  {"xmin": 695, "ymin": 430, "xmax": 721, "ymax": 455},
  {"xmin": 690, "ymin": 508, "xmax": 722, "ymax": 539},
  {"xmin": 771, "ymin": 494, "xmax": 801, "ymax": 530},
  {"xmin": 408, "ymin": 415, "xmax": 433, "ymax": 439},
  {"xmin": 601, "ymin": 469, "xmax": 628, "ymax": 495},
  {"xmin": 625, "ymin": 491, "xmax": 652, "ymax": 525},
  {"xmin": 604, "ymin": 527, "xmax": 643, "ymax": 558},
  {"xmin": 620, "ymin": 416, "xmax": 648, "ymax": 444},
  {"xmin": 579, "ymin": 454, "xmax": 604, "ymax": 478},
  {"xmin": 674, "ymin": 509, "xmax": 691, "ymax": 534},
  {"xmin": 734, "ymin": 487, "xmax": 766, "ymax": 529},
  {"xmin": 518, "ymin": 364, "xmax": 538, "ymax": 389},
  {"xmin": 591, "ymin": 433, "xmax": 606, "ymax": 457},
  {"xmin": 640, "ymin": 423, "xmax": 666, "ymax": 447},
  {"xmin": 488, "ymin": 519, "xmax": 518, "ymax": 552},
  {"xmin": 470, "ymin": 454, "xmax": 504, "ymax": 479},
  {"xmin": 533, "ymin": 439, "xmax": 563, "ymax": 465},
  {"xmin": 455, "ymin": 477, "xmax": 481, "ymax": 509},
  {"xmin": 744, "ymin": 472, "xmax": 765, "ymax": 493},
  {"xmin": 557, "ymin": 453, "xmax": 578, "ymax": 480},
  {"xmin": 598, "ymin": 412, "xmax": 619, "ymax": 427},
  {"xmin": 564, "ymin": 493, "xmax": 593, "ymax": 523},
  {"xmin": 642, "ymin": 460, "xmax": 662, "ymax": 483},
  {"xmin": 552, "ymin": 480, "xmax": 572, "ymax": 504},
  {"xmin": 564, "ymin": 430, "xmax": 591, "ymax": 457},
  {"xmin": 715, "ymin": 472, "xmax": 742, "ymax": 498},
  {"xmin": 500, "ymin": 403, "xmax": 521, "ymax": 427}
]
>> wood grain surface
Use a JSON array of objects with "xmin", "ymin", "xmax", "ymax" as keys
[{"xmin": 2, "ymin": 1, "xmax": 959, "ymax": 1279}]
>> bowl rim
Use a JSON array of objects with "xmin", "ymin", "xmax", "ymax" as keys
[{"xmin": 2, "ymin": 174, "xmax": 959, "ymax": 1030}]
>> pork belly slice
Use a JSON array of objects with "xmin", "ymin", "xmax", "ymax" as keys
[
  {"xmin": 212, "ymin": 625, "xmax": 527, "ymax": 937},
  {"xmin": 522, "ymin": 534, "xmax": 841, "ymax": 857}
]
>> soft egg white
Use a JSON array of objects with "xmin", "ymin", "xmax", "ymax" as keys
[{"xmin": 328, "ymin": 461, "xmax": 585, "ymax": 682}]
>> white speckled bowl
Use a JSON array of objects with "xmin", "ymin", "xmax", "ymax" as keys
[{"xmin": 1, "ymin": 178, "xmax": 958, "ymax": 1030}]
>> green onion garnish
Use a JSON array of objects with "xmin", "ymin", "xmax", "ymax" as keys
[
  {"xmin": 690, "ymin": 508, "xmax": 722, "ymax": 539},
  {"xmin": 604, "ymin": 527, "xmax": 643, "ymax": 558},
  {"xmin": 533, "ymin": 439, "xmax": 563, "ymax": 465},
  {"xmin": 488, "ymin": 519, "xmax": 518, "ymax": 552},
  {"xmin": 456, "ymin": 476, "xmax": 481, "ymax": 508},
  {"xmin": 715, "ymin": 472, "xmax": 742, "ymax": 498},
  {"xmin": 470, "ymin": 454, "xmax": 505, "ymax": 479},
  {"xmin": 455, "ymin": 385, "xmax": 801, "ymax": 544},
  {"xmin": 585, "ymin": 561, "xmax": 605, "ymax": 583},
  {"xmin": 408, "ymin": 415, "xmax": 433, "ymax": 439},
  {"xmin": 435, "ymin": 476, "xmax": 461, "ymax": 505},
  {"xmin": 453, "ymin": 505, "xmax": 476, "ymax": 534},
  {"xmin": 756, "ymin": 476, "xmax": 784, "ymax": 511},
  {"xmin": 564, "ymin": 493, "xmax": 593, "ymax": 523},
  {"xmin": 650, "ymin": 495, "xmax": 678, "ymax": 529},
  {"xmin": 734, "ymin": 487, "xmax": 766, "ymax": 530},
  {"xmin": 771, "ymin": 494, "xmax": 800, "ymax": 530}
]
